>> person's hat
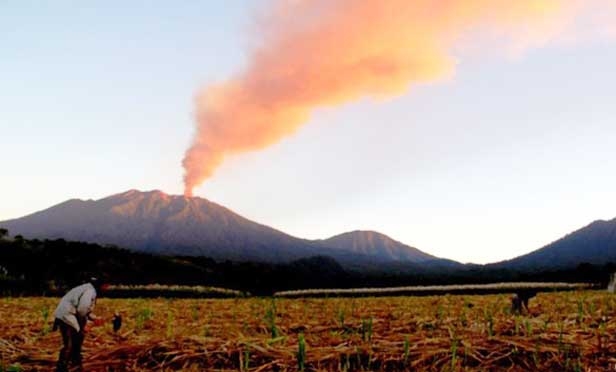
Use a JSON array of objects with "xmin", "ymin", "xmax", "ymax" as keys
[{"xmin": 89, "ymin": 276, "xmax": 102, "ymax": 290}]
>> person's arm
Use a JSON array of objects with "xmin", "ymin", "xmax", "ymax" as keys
[{"xmin": 76, "ymin": 288, "xmax": 96, "ymax": 318}]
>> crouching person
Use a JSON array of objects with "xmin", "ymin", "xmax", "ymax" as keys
[
  {"xmin": 511, "ymin": 289, "xmax": 537, "ymax": 315},
  {"xmin": 54, "ymin": 277, "xmax": 105, "ymax": 372}
]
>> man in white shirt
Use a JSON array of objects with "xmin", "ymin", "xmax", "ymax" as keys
[{"xmin": 53, "ymin": 277, "xmax": 104, "ymax": 372}]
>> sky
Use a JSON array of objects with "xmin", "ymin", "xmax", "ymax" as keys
[{"xmin": 1, "ymin": 1, "xmax": 615, "ymax": 264}]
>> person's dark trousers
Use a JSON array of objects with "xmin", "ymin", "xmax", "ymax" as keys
[{"xmin": 55, "ymin": 318, "xmax": 86, "ymax": 372}]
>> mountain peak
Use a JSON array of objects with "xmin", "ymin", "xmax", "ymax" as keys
[
  {"xmin": 319, "ymin": 230, "xmax": 436, "ymax": 262},
  {"xmin": 109, "ymin": 190, "xmax": 218, "ymax": 206},
  {"xmin": 491, "ymin": 216, "xmax": 616, "ymax": 269},
  {"xmin": 0, "ymin": 189, "xmax": 314, "ymax": 262},
  {"xmin": 0, "ymin": 190, "xmax": 445, "ymax": 267},
  {"xmin": 339, "ymin": 230, "xmax": 391, "ymax": 238},
  {"xmin": 113, "ymin": 189, "xmax": 170, "ymax": 199}
]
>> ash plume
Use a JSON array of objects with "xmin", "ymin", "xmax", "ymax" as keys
[{"xmin": 182, "ymin": 0, "xmax": 613, "ymax": 196}]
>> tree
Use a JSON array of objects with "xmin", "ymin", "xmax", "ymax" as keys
[{"xmin": 0, "ymin": 228, "xmax": 8, "ymax": 240}]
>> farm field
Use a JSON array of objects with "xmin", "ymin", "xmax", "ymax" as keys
[{"xmin": 1, "ymin": 291, "xmax": 615, "ymax": 371}]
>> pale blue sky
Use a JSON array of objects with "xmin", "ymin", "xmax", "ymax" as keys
[{"xmin": 1, "ymin": 2, "xmax": 615, "ymax": 263}]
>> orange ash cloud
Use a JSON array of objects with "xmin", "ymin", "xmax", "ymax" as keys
[{"xmin": 182, "ymin": 0, "xmax": 595, "ymax": 197}]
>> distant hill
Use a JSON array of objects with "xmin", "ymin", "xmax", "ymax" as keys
[
  {"xmin": 317, "ymin": 230, "xmax": 436, "ymax": 262},
  {"xmin": 492, "ymin": 218, "xmax": 616, "ymax": 270},
  {"xmin": 0, "ymin": 190, "xmax": 443, "ymax": 268}
]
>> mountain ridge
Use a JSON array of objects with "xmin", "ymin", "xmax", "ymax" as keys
[
  {"xmin": 2, "ymin": 190, "xmax": 615, "ymax": 272},
  {"xmin": 0, "ymin": 190, "xmax": 442, "ymax": 268},
  {"xmin": 317, "ymin": 230, "xmax": 436, "ymax": 262},
  {"xmin": 489, "ymin": 217, "xmax": 616, "ymax": 270}
]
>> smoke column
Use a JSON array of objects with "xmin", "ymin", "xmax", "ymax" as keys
[{"xmin": 182, "ymin": 0, "xmax": 605, "ymax": 197}]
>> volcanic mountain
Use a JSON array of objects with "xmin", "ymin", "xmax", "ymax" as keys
[
  {"xmin": 490, "ymin": 218, "xmax": 616, "ymax": 270},
  {"xmin": 317, "ymin": 230, "xmax": 435, "ymax": 262},
  {"xmin": 0, "ymin": 190, "xmax": 441, "ymax": 266}
]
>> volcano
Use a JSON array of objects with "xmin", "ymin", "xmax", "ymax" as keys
[{"xmin": 0, "ymin": 190, "xmax": 440, "ymax": 266}]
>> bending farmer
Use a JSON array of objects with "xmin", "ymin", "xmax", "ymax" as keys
[{"xmin": 53, "ymin": 277, "xmax": 104, "ymax": 372}]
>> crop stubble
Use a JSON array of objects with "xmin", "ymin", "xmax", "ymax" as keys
[{"xmin": 1, "ymin": 291, "xmax": 614, "ymax": 371}]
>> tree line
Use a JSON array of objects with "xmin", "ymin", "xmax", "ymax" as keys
[{"xmin": 0, "ymin": 229, "xmax": 613, "ymax": 297}]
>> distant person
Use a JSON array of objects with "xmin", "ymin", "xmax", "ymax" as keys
[
  {"xmin": 53, "ymin": 277, "xmax": 105, "ymax": 372},
  {"xmin": 112, "ymin": 311, "xmax": 122, "ymax": 333},
  {"xmin": 511, "ymin": 289, "xmax": 537, "ymax": 315},
  {"xmin": 608, "ymin": 272, "xmax": 616, "ymax": 293}
]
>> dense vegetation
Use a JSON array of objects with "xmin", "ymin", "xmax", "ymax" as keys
[{"xmin": 0, "ymin": 230, "xmax": 613, "ymax": 296}]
